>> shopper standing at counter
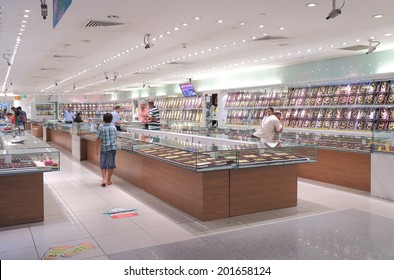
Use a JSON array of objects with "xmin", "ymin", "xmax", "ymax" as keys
[
  {"xmin": 147, "ymin": 100, "xmax": 160, "ymax": 130},
  {"xmin": 138, "ymin": 102, "xmax": 149, "ymax": 129},
  {"xmin": 96, "ymin": 113, "xmax": 117, "ymax": 187},
  {"xmin": 63, "ymin": 106, "xmax": 74, "ymax": 124},
  {"xmin": 253, "ymin": 107, "xmax": 283, "ymax": 143},
  {"xmin": 111, "ymin": 105, "xmax": 124, "ymax": 131},
  {"xmin": 73, "ymin": 112, "xmax": 84, "ymax": 123}
]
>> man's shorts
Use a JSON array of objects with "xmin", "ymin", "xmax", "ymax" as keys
[{"xmin": 100, "ymin": 150, "xmax": 117, "ymax": 169}]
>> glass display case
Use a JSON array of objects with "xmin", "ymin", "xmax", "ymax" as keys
[
  {"xmin": 278, "ymin": 130, "xmax": 372, "ymax": 153},
  {"xmin": 236, "ymin": 142, "xmax": 317, "ymax": 168},
  {"xmin": 132, "ymin": 137, "xmax": 317, "ymax": 172},
  {"xmin": 0, "ymin": 131, "xmax": 60, "ymax": 174},
  {"xmin": 372, "ymin": 130, "xmax": 394, "ymax": 154},
  {"xmin": 42, "ymin": 119, "xmax": 72, "ymax": 134},
  {"xmin": 133, "ymin": 139, "xmax": 238, "ymax": 172}
]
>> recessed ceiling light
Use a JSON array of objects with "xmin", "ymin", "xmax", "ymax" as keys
[
  {"xmin": 307, "ymin": 49, "xmax": 311, "ymax": 52},
  {"xmin": 251, "ymin": 36, "xmax": 257, "ymax": 39},
  {"xmin": 21, "ymin": 25, "xmax": 26, "ymax": 27},
  {"xmin": 182, "ymin": 23, "xmax": 188, "ymax": 26},
  {"xmin": 159, "ymin": 34, "xmax": 163, "ymax": 38},
  {"xmin": 232, "ymin": 42, "xmax": 236, "ymax": 45},
  {"xmin": 241, "ymin": 39, "xmax": 246, "ymax": 42},
  {"xmin": 174, "ymin": 27, "xmax": 179, "ymax": 31},
  {"xmin": 342, "ymin": 42, "xmax": 347, "ymax": 45},
  {"xmin": 370, "ymin": 36, "xmax": 375, "ymax": 39},
  {"xmin": 23, "ymin": 15, "xmax": 29, "ymax": 18},
  {"xmin": 373, "ymin": 14, "xmax": 383, "ymax": 18},
  {"xmin": 279, "ymin": 27, "xmax": 285, "ymax": 30},
  {"xmin": 384, "ymin": 33, "xmax": 392, "ymax": 37},
  {"xmin": 288, "ymin": 53, "xmax": 292, "ymax": 55},
  {"xmin": 22, "ymin": 20, "xmax": 27, "ymax": 23},
  {"xmin": 24, "ymin": 10, "xmax": 30, "ymax": 13},
  {"xmin": 297, "ymin": 51, "xmax": 301, "ymax": 54},
  {"xmin": 356, "ymin": 39, "xmax": 360, "ymax": 42},
  {"xmin": 259, "ymin": 24, "xmax": 264, "ymax": 28},
  {"xmin": 318, "ymin": 47, "xmax": 323, "ymax": 50},
  {"xmin": 240, "ymin": 22, "xmax": 245, "ymax": 26},
  {"xmin": 194, "ymin": 16, "xmax": 201, "ymax": 20},
  {"xmin": 217, "ymin": 19, "xmax": 223, "ymax": 23},
  {"xmin": 330, "ymin": 44, "xmax": 334, "ymax": 47},
  {"xmin": 166, "ymin": 31, "xmax": 171, "ymax": 34},
  {"xmin": 306, "ymin": 3, "xmax": 317, "ymax": 7}
]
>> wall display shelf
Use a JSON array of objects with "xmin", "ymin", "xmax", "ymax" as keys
[
  {"xmin": 225, "ymin": 80, "xmax": 393, "ymax": 132},
  {"xmin": 60, "ymin": 102, "xmax": 101, "ymax": 119},
  {"xmin": 155, "ymin": 97, "xmax": 205, "ymax": 129},
  {"xmin": 35, "ymin": 103, "xmax": 56, "ymax": 117}
]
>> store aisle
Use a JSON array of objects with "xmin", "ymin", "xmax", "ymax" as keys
[{"xmin": 1, "ymin": 145, "xmax": 394, "ymax": 260}]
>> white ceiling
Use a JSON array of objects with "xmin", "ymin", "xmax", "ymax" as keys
[{"xmin": 0, "ymin": 0, "xmax": 394, "ymax": 96}]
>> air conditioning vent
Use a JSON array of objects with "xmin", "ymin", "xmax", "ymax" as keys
[
  {"xmin": 54, "ymin": 55, "xmax": 77, "ymax": 58},
  {"xmin": 84, "ymin": 20, "xmax": 125, "ymax": 28},
  {"xmin": 40, "ymin": 68, "xmax": 60, "ymax": 71},
  {"xmin": 338, "ymin": 45, "xmax": 369, "ymax": 51},
  {"xmin": 254, "ymin": 35, "xmax": 288, "ymax": 41}
]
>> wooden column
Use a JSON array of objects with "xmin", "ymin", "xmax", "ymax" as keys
[{"xmin": 0, "ymin": 173, "xmax": 44, "ymax": 227}]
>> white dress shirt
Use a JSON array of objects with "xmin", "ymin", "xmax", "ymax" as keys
[{"xmin": 64, "ymin": 110, "xmax": 74, "ymax": 122}]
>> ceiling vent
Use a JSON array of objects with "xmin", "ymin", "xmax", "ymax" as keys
[
  {"xmin": 40, "ymin": 68, "xmax": 60, "ymax": 71},
  {"xmin": 338, "ymin": 45, "xmax": 369, "ymax": 51},
  {"xmin": 83, "ymin": 20, "xmax": 125, "ymax": 28},
  {"xmin": 254, "ymin": 35, "xmax": 288, "ymax": 41},
  {"xmin": 53, "ymin": 54, "xmax": 77, "ymax": 58}
]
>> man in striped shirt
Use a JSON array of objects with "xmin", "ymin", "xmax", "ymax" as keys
[
  {"xmin": 147, "ymin": 100, "xmax": 160, "ymax": 130},
  {"xmin": 96, "ymin": 113, "xmax": 117, "ymax": 187}
]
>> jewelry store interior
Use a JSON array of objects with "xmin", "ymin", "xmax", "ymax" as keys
[{"xmin": 2, "ymin": 0, "xmax": 394, "ymax": 260}]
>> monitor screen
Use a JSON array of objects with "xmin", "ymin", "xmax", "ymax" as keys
[{"xmin": 179, "ymin": 83, "xmax": 197, "ymax": 97}]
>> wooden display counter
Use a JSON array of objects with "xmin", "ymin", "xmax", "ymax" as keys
[
  {"xmin": 85, "ymin": 141, "xmax": 299, "ymax": 221},
  {"xmin": 0, "ymin": 173, "xmax": 43, "ymax": 226},
  {"xmin": 48, "ymin": 129, "xmax": 72, "ymax": 152},
  {"xmin": 298, "ymin": 149, "xmax": 371, "ymax": 192}
]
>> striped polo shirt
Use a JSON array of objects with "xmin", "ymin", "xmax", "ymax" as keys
[{"xmin": 148, "ymin": 107, "xmax": 160, "ymax": 130}]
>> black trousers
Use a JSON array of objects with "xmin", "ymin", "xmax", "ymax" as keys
[
  {"xmin": 115, "ymin": 125, "xmax": 122, "ymax": 131},
  {"xmin": 65, "ymin": 121, "xmax": 72, "ymax": 124}
]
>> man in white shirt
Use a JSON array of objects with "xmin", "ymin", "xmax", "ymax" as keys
[
  {"xmin": 111, "ymin": 105, "xmax": 124, "ymax": 131},
  {"xmin": 253, "ymin": 107, "xmax": 283, "ymax": 143},
  {"xmin": 63, "ymin": 106, "xmax": 74, "ymax": 124}
]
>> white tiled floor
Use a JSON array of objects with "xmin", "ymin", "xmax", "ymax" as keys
[{"xmin": 2, "ymin": 144, "xmax": 394, "ymax": 260}]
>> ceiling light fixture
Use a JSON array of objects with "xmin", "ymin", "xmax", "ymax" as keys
[
  {"xmin": 373, "ymin": 14, "xmax": 383, "ymax": 18},
  {"xmin": 306, "ymin": 3, "xmax": 317, "ymax": 7},
  {"xmin": 326, "ymin": 0, "xmax": 345, "ymax": 20},
  {"xmin": 366, "ymin": 39, "xmax": 380, "ymax": 55},
  {"xmin": 384, "ymin": 33, "xmax": 392, "ymax": 37}
]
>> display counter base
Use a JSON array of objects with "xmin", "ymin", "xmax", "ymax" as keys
[
  {"xmin": 85, "ymin": 141, "xmax": 299, "ymax": 221},
  {"xmin": 0, "ymin": 173, "xmax": 44, "ymax": 227},
  {"xmin": 48, "ymin": 129, "xmax": 72, "ymax": 152},
  {"xmin": 298, "ymin": 149, "xmax": 371, "ymax": 192}
]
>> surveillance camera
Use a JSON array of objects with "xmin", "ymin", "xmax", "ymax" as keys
[
  {"xmin": 366, "ymin": 46, "xmax": 376, "ymax": 55},
  {"xmin": 7, "ymin": 60, "xmax": 11, "ymax": 66},
  {"xmin": 326, "ymin": 9, "xmax": 341, "ymax": 20},
  {"xmin": 144, "ymin": 43, "xmax": 151, "ymax": 49},
  {"xmin": 41, "ymin": 4, "xmax": 48, "ymax": 20}
]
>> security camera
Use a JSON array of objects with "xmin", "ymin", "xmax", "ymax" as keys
[
  {"xmin": 326, "ymin": 0, "xmax": 345, "ymax": 20},
  {"xmin": 7, "ymin": 60, "xmax": 11, "ymax": 66},
  {"xmin": 366, "ymin": 46, "xmax": 376, "ymax": 55},
  {"xmin": 104, "ymin": 72, "xmax": 109, "ymax": 80},
  {"xmin": 366, "ymin": 40, "xmax": 380, "ymax": 55},
  {"xmin": 144, "ymin": 34, "xmax": 154, "ymax": 49},
  {"xmin": 41, "ymin": 3, "xmax": 48, "ymax": 20},
  {"xmin": 326, "ymin": 9, "xmax": 341, "ymax": 20}
]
